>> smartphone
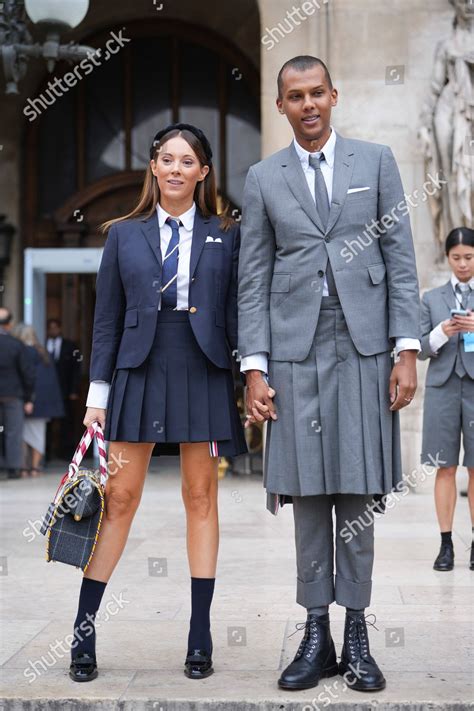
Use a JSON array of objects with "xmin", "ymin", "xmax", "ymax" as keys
[{"xmin": 450, "ymin": 308, "xmax": 468, "ymax": 317}]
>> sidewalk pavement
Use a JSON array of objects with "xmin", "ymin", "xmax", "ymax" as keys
[{"xmin": 0, "ymin": 458, "xmax": 473, "ymax": 710}]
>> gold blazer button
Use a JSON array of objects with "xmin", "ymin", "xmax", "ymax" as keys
[{"xmin": 189, "ymin": 306, "xmax": 197, "ymax": 313}]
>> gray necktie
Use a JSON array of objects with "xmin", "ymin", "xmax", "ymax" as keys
[
  {"xmin": 308, "ymin": 152, "xmax": 337, "ymax": 296},
  {"xmin": 455, "ymin": 282, "xmax": 471, "ymax": 309},
  {"xmin": 454, "ymin": 282, "xmax": 470, "ymax": 378}
]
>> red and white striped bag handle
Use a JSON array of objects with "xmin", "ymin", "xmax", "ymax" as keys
[{"xmin": 53, "ymin": 422, "xmax": 108, "ymax": 503}]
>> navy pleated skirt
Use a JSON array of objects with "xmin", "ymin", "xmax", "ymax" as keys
[{"xmin": 103, "ymin": 310, "xmax": 248, "ymax": 458}]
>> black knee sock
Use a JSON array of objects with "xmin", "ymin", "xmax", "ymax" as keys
[
  {"xmin": 441, "ymin": 531, "xmax": 452, "ymax": 545},
  {"xmin": 71, "ymin": 577, "xmax": 107, "ymax": 659},
  {"xmin": 187, "ymin": 577, "xmax": 215, "ymax": 655},
  {"xmin": 346, "ymin": 607, "xmax": 365, "ymax": 615}
]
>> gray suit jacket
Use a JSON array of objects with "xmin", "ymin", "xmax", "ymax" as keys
[
  {"xmin": 418, "ymin": 282, "xmax": 474, "ymax": 386},
  {"xmin": 237, "ymin": 131, "xmax": 420, "ymax": 361}
]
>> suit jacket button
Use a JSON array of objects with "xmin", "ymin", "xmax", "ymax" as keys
[
  {"xmin": 318, "ymin": 270, "xmax": 324, "ymax": 277},
  {"xmin": 189, "ymin": 306, "xmax": 197, "ymax": 313}
]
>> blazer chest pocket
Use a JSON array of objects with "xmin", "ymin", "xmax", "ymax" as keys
[
  {"xmin": 367, "ymin": 263, "xmax": 386, "ymax": 285},
  {"xmin": 270, "ymin": 273, "xmax": 291, "ymax": 307},
  {"xmin": 124, "ymin": 308, "xmax": 138, "ymax": 328}
]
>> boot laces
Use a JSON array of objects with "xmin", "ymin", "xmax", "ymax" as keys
[
  {"xmin": 289, "ymin": 618, "xmax": 321, "ymax": 660},
  {"xmin": 347, "ymin": 613, "xmax": 378, "ymax": 661}
]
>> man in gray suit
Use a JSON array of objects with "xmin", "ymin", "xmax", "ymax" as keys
[{"xmin": 238, "ymin": 56, "xmax": 421, "ymax": 691}]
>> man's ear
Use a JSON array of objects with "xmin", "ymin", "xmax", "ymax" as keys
[{"xmin": 276, "ymin": 97, "xmax": 284, "ymax": 115}]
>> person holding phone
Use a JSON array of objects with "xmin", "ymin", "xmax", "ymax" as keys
[
  {"xmin": 418, "ymin": 227, "xmax": 474, "ymax": 571},
  {"xmin": 71, "ymin": 123, "xmax": 247, "ymax": 682}
]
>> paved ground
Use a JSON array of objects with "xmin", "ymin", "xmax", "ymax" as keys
[{"xmin": 0, "ymin": 458, "xmax": 473, "ymax": 710}]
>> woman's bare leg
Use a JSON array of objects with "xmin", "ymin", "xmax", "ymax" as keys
[
  {"xmin": 84, "ymin": 441, "xmax": 154, "ymax": 582},
  {"xmin": 180, "ymin": 442, "xmax": 219, "ymax": 576},
  {"xmin": 434, "ymin": 466, "xmax": 457, "ymax": 532}
]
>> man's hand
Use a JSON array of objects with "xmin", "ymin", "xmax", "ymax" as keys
[
  {"xmin": 24, "ymin": 402, "xmax": 34, "ymax": 415},
  {"xmin": 244, "ymin": 370, "xmax": 277, "ymax": 427},
  {"xmin": 389, "ymin": 350, "xmax": 417, "ymax": 411}
]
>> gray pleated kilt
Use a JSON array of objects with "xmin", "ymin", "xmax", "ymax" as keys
[{"xmin": 264, "ymin": 294, "xmax": 402, "ymax": 512}]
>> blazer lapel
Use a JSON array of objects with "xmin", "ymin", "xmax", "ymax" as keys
[
  {"xmin": 325, "ymin": 131, "xmax": 355, "ymax": 235},
  {"xmin": 140, "ymin": 210, "xmax": 162, "ymax": 268},
  {"xmin": 440, "ymin": 281, "xmax": 455, "ymax": 311},
  {"xmin": 190, "ymin": 210, "xmax": 212, "ymax": 278},
  {"xmin": 281, "ymin": 142, "xmax": 325, "ymax": 234}
]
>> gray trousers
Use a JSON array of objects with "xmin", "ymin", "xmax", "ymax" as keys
[
  {"xmin": 0, "ymin": 397, "xmax": 25, "ymax": 470},
  {"xmin": 293, "ymin": 493, "xmax": 375, "ymax": 610}
]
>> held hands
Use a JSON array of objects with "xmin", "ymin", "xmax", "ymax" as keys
[
  {"xmin": 244, "ymin": 370, "xmax": 278, "ymax": 427},
  {"xmin": 389, "ymin": 350, "xmax": 417, "ymax": 411},
  {"xmin": 83, "ymin": 407, "xmax": 106, "ymax": 429}
]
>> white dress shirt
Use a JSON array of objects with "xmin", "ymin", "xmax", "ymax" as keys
[
  {"xmin": 240, "ymin": 126, "xmax": 421, "ymax": 374},
  {"xmin": 46, "ymin": 336, "xmax": 62, "ymax": 361},
  {"xmin": 428, "ymin": 273, "xmax": 474, "ymax": 354},
  {"xmin": 86, "ymin": 202, "xmax": 196, "ymax": 409}
]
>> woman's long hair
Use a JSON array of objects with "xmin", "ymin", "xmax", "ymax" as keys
[
  {"xmin": 100, "ymin": 128, "xmax": 234, "ymax": 233},
  {"xmin": 12, "ymin": 323, "xmax": 50, "ymax": 365}
]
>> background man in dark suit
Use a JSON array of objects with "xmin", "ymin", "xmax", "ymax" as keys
[
  {"xmin": 46, "ymin": 318, "xmax": 82, "ymax": 459},
  {"xmin": 0, "ymin": 308, "xmax": 35, "ymax": 479}
]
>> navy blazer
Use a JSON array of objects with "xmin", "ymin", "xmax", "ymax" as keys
[{"xmin": 90, "ymin": 209, "xmax": 240, "ymax": 382}]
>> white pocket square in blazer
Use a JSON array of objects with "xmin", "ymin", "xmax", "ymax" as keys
[
  {"xmin": 205, "ymin": 235, "xmax": 222, "ymax": 243},
  {"xmin": 347, "ymin": 186, "xmax": 370, "ymax": 193}
]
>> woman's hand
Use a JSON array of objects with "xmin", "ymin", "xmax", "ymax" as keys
[
  {"xmin": 441, "ymin": 318, "xmax": 463, "ymax": 337},
  {"xmin": 244, "ymin": 370, "xmax": 277, "ymax": 427},
  {"xmin": 451, "ymin": 310, "xmax": 474, "ymax": 333},
  {"xmin": 83, "ymin": 407, "xmax": 106, "ymax": 429}
]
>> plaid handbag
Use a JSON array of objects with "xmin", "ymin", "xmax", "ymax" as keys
[{"xmin": 40, "ymin": 422, "xmax": 108, "ymax": 572}]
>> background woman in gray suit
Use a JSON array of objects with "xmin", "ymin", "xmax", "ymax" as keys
[{"xmin": 419, "ymin": 227, "xmax": 474, "ymax": 572}]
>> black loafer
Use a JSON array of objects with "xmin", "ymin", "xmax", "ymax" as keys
[
  {"xmin": 69, "ymin": 652, "xmax": 98, "ymax": 682},
  {"xmin": 433, "ymin": 542, "xmax": 454, "ymax": 571},
  {"xmin": 184, "ymin": 648, "xmax": 214, "ymax": 679}
]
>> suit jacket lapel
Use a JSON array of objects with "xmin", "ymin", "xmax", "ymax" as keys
[
  {"xmin": 441, "ymin": 281, "xmax": 455, "ymax": 311},
  {"xmin": 190, "ymin": 209, "xmax": 212, "ymax": 278},
  {"xmin": 325, "ymin": 132, "xmax": 355, "ymax": 235},
  {"xmin": 140, "ymin": 210, "xmax": 162, "ymax": 268},
  {"xmin": 281, "ymin": 142, "xmax": 325, "ymax": 234}
]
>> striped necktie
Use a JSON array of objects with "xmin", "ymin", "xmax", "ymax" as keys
[
  {"xmin": 161, "ymin": 217, "xmax": 181, "ymax": 309},
  {"xmin": 308, "ymin": 151, "xmax": 337, "ymax": 295}
]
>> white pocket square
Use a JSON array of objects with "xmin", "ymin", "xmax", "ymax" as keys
[
  {"xmin": 347, "ymin": 186, "xmax": 370, "ymax": 193},
  {"xmin": 205, "ymin": 235, "xmax": 222, "ymax": 243}
]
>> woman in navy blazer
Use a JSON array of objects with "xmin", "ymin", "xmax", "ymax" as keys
[{"xmin": 69, "ymin": 124, "xmax": 247, "ymax": 683}]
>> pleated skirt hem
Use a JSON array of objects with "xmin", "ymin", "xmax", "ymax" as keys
[{"xmin": 103, "ymin": 310, "xmax": 247, "ymax": 458}]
